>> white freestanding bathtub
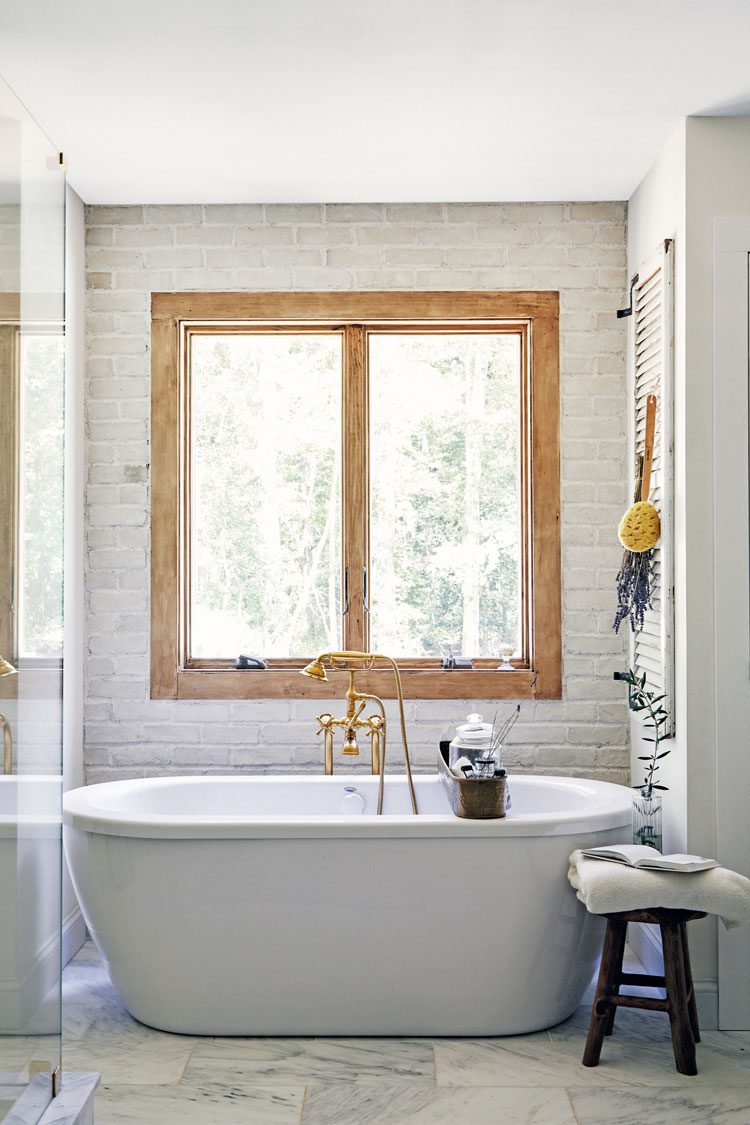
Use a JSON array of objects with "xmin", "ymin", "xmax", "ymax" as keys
[{"xmin": 63, "ymin": 773, "xmax": 631, "ymax": 1036}]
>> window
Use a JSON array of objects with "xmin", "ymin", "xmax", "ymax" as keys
[{"xmin": 151, "ymin": 292, "xmax": 561, "ymax": 699}]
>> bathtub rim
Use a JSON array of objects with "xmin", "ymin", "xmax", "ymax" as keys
[{"xmin": 63, "ymin": 773, "xmax": 632, "ymax": 840}]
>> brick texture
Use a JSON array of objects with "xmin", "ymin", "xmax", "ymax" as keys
[{"xmin": 84, "ymin": 202, "xmax": 629, "ymax": 785}]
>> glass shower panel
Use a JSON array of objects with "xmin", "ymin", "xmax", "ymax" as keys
[{"xmin": 0, "ymin": 75, "xmax": 65, "ymax": 1121}]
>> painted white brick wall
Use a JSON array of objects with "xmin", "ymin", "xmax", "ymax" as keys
[{"xmin": 84, "ymin": 202, "xmax": 630, "ymax": 785}]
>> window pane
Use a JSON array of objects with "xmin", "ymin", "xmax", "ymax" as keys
[
  {"xmin": 190, "ymin": 334, "xmax": 342, "ymax": 659},
  {"xmin": 369, "ymin": 333, "xmax": 521, "ymax": 658},
  {"xmin": 18, "ymin": 331, "xmax": 65, "ymax": 659}
]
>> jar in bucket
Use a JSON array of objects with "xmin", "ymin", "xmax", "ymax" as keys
[{"xmin": 448, "ymin": 713, "xmax": 499, "ymax": 773}]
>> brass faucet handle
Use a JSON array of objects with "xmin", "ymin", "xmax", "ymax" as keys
[
  {"xmin": 352, "ymin": 699, "xmax": 367, "ymax": 723},
  {"xmin": 315, "ymin": 713, "xmax": 334, "ymax": 737}
]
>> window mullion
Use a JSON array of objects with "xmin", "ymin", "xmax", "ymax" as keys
[{"xmin": 342, "ymin": 324, "xmax": 368, "ymax": 653}]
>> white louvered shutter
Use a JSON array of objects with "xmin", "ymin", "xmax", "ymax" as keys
[{"xmin": 630, "ymin": 240, "xmax": 675, "ymax": 733}]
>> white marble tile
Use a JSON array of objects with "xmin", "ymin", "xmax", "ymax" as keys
[
  {"xmin": 62, "ymin": 976, "xmax": 116, "ymax": 1043},
  {"xmin": 62, "ymin": 942, "xmax": 121, "ymax": 1043},
  {"xmin": 301, "ymin": 1083, "xmax": 576, "ymax": 1124},
  {"xmin": 0, "ymin": 1097, "xmax": 17, "ymax": 1121},
  {"xmin": 548, "ymin": 1002, "xmax": 673, "ymax": 1044},
  {"xmin": 435, "ymin": 1033, "xmax": 630, "ymax": 1089},
  {"xmin": 436, "ymin": 1021, "xmax": 750, "ymax": 1089},
  {"xmin": 0, "ymin": 1036, "xmax": 57, "ymax": 1080},
  {"xmin": 557, "ymin": 1024, "xmax": 750, "ymax": 1087},
  {"xmin": 61, "ymin": 940, "xmax": 750, "ymax": 1124},
  {"xmin": 63, "ymin": 1006, "xmax": 196, "ymax": 1085},
  {"xmin": 187, "ymin": 1037, "xmax": 435, "ymax": 1085},
  {"xmin": 36, "ymin": 1073, "xmax": 99, "ymax": 1125},
  {"xmin": 93, "ymin": 1081, "xmax": 304, "ymax": 1124},
  {"xmin": 2, "ymin": 1074, "xmax": 52, "ymax": 1125},
  {"xmin": 68, "ymin": 943, "xmax": 103, "ymax": 967},
  {"xmin": 568, "ymin": 1085, "xmax": 750, "ymax": 1124}
]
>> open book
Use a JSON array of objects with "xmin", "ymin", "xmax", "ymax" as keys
[{"xmin": 580, "ymin": 845, "xmax": 719, "ymax": 873}]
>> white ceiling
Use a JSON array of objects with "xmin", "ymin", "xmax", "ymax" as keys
[{"xmin": 2, "ymin": 0, "xmax": 750, "ymax": 204}]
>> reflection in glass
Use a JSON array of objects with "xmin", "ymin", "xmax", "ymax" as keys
[
  {"xmin": 369, "ymin": 333, "xmax": 522, "ymax": 658},
  {"xmin": 18, "ymin": 333, "xmax": 65, "ymax": 659},
  {"xmin": 0, "ymin": 74, "xmax": 64, "ymax": 1119},
  {"xmin": 190, "ymin": 333, "xmax": 342, "ymax": 659}
]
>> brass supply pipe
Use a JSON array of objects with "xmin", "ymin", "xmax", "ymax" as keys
[
  {"xmin": 301, "ymin": 651, "xmax": 418, "ymax": 815},
  {"xmin": 354, "ymin": 691, "xmax": 386, "ymax": 776}
]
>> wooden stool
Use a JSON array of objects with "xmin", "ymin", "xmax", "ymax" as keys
[{"xmin": 582, "ymin": 907, "xmax": 706, "ymax": 1076}]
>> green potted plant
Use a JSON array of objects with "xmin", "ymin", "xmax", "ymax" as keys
[{"xmin": 615, "ymin": 669, "xmax": 671, "ymax": 850}]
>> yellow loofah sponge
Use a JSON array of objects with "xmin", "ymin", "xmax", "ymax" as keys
[{"xmin": 618, "ymin": 500, "xmax": 661, "ymax": 552}]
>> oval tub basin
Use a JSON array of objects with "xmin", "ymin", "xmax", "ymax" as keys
[{"xmin": 63, "ymin": 773, "xmax": 631, "ymax": 1036}]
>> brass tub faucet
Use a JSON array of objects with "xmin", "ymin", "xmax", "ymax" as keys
[{"xmin": 300, "ymin": 652, "xmax": 418, "ymax": 815}]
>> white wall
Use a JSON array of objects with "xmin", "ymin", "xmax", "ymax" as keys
[
  {"xmin": 628, "ymin": 116, "xmax": 750, "ymax": 1022},
  {"xmin": 685, "ymin": 117, "xmax": 750, "ymax": 1015},
  {"xmin": 82, "ymin": 203, "xmax": 631, "ymax": 786},
  {"xmin": 63, "ymin": 183, "xmax": 86, "ymax": 959},
  {"xmin": 627, "ymin": 122, "xmax": 688, "ymax": 853}
]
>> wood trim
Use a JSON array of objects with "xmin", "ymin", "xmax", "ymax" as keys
[
  {"xmin": 177, "ymin": 321, "xmax": 530, "ymax": 336},
  {"xmin": 0, "ymin": 293, "xmax": 62, "ymax": 323},
  {"xmin": 518, "ymin": 325, "xmax": 532, "ymax": 668},
  {"xmin": 529, "ymin": 310, "xmax": 562, "ymax": 699},
  {"xmin": 0, "ymin": 294, "xmax": 20, "ymax": 322},
  {"xmin": 152, "ymin": 291, "xmax": 559, "ymax": 322},
  {"xmin": 182, "ymin": 325, "xmax": 194, "ymax": 676},
  {"xmin": 150, "ymin": 291, "xmax": 562, "ymax": 700},
  {"xmin": 150, "ymin": 313, "xmax": 180, "ymax": 698},
  {"xmin": 176, "ymin": 667, "xmax": 540, "ymax": 701},
  {"xmin": 342, "ymin": 325, "xmax": 368, "ymax": 651}
]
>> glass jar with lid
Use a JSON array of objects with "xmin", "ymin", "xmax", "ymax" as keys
[{"xmin": 448, "ymin": 713, "xmax": 497, "ymax": 771}]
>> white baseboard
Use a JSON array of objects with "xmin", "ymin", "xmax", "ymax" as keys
[
  {"xmin": 695, "ymin": 980, "xmax": 719, "ymax": 1030},
  {"xmin": 628, "ymin": 919, "xmax": 663, "ymax": 976},
  {"xmin": 62, "ymin": 908, "xmax": 86, "ymax": 967},
  {"xmin": 628, "ymin": 921, "xmax": 718, "ymax": 1030}
]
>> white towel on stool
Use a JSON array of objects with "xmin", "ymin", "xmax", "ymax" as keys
[{"xmin": 568, "ymin": 850, "xmax": 750, "ymax": 929}]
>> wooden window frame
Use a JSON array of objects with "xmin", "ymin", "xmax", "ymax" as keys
[{"xmin": 151, "ymin": 291, "xmax": 561, "ymax": 701}]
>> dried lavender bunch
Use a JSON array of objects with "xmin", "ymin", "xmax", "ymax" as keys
[{"xmin": 613, "ymin": 549, "xmax": 654, "ymax": 633}]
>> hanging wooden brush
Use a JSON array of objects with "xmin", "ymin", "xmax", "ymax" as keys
[{"xmin": 614, "ymin": 394, "xmax": 660, "ymax": 633}]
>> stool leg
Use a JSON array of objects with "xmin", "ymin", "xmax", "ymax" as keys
[
  {"xmin": 661, "ymin": 922, "xmax": 698, "ymax": 1076},
  {"xmin": 603, "ymin": 1001, "xmax": 617, "ymax": 1036},
  {"xmin": 680, "ymin": 922, "xmax": 701, "ymax": 1043},
  {"xmin": 583, "ymin": 918, "xmax": 627, "ymax": 1067}
]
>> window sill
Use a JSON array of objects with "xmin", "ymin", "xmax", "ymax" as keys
[{"xmin": 162, "ymin": 667, "xmax": 560, "ymax": 701}]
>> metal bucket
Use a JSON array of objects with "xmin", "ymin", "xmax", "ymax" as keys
[{"xmin": 438, "ymin": 743, "xmax": 509, "ymax": 819}]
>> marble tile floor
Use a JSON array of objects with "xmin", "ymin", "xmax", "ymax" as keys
[{"xmin": 63, "ymin": 943, "xmax": 750, "ymax": 1124}]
